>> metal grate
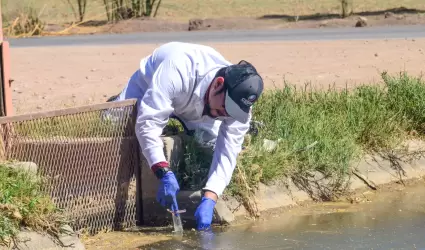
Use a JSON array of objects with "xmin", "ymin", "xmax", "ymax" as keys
[{"xmin": 0, "ymin": 99, "xmax": 142, "ymax": 234}]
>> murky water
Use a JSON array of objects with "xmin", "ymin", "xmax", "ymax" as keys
[{"xmin": 85, "ymin": 180, "xmax": 425, "ymax": 250}]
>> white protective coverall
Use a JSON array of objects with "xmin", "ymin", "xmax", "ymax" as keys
[{"xmin": 112, "ymin": 42, "xmax": 251, "ymax": 197}]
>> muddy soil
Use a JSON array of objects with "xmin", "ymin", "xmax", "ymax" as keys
[
  {"xmin": 82, "ymin": 230, "xmax": 171, "ymax": 250},
  {"xmin": 9, "ymin": 38, "xmax": 425, "ymax": 115}
]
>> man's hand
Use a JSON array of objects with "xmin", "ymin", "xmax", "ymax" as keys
[
  {"xmin": 194, "ymin": 191, "xmax": 217, "ymax": 231},
  {"xmin": 156, "ymin": 171, "xmax": 180, "ymax": 211}
]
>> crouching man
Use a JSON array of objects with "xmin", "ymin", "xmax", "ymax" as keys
[{"xmin": 110, "ymin": 42, "xmax": 264, "ymax": 230}]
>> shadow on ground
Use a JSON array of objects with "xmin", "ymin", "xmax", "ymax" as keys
[
  {"xmin": 78, "ymin": 20, "xmax": 109, "ymax": 27},
  {"xmin": 73, "ymin": 17, "xmax": 158, "ymax": 27},
  {"xmin": 258, "ymin": 7, "xmax": 425, "ymax": 21}
]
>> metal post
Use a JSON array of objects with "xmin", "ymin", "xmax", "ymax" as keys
[
  {"xmin": 0, "ymin": 4, "xmax": 13, "ymax": 117},
  {"xmin": 0, "ymin": 4, "xmax": 2, "ymax": 42},
  {"xmin": 0, "ymin": 5, "xmax": 13, "ymax": 161}
]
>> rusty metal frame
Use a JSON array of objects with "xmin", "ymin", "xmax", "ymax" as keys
[
  {"xmin": 0, "ymin": 99, "xmax": 144, "ymax": 233},
  {"xmin": 0, "ymin": 5, "xmax": 13, "ymax": 117},
  {"xmin": 0, "ymin": 98, "xmax": 138, "ymax": 123},
  {"xmin": 1, "ymin": 41, "xmax": 12, "ymax": 116}
]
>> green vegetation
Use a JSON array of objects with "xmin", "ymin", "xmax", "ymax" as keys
[
  {"xmin": 0, "ymin": 164, "xmax": 65, "ymax": 247},
  {"xmin": 224, "ymin": 72, "xmax": 425, "ymax": 212},
  {"xmin": 175, "ymin": 137, "xmax": 214, "ymax": 191},
  {"xmin": 13, "ymin": 108, "xmax": 135, "ymax": 139},
  {"xmin": 12, "ymin": 111, "xmax": 185, "ymax": 140},
  {"xmin": 173, "ymin": 72, "xmax": 425, "ymax": 214}
]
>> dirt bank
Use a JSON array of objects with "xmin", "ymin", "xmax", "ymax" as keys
[
  {"xmin": 14, "ymin": 8, "xmax": 425, "ymax": 37},
  {"xmin": 9, "ymin": 38, "xmax": 425, "ymax": 115},
  {"xmin": 82, "ymin": 231, "xmax": 171, "ymax": 250},
  {"xmin": 190, "ymin": 139, "xmax": 425, "ymax": 224}
]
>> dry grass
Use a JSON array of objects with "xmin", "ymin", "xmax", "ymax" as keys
[
  {"xmin": 2, "ymin": 0, "xmax": 425, "ymax": 25},
  {"xmin": 0, "ymin": 164, "xmax": 67, "ymax": 247}
]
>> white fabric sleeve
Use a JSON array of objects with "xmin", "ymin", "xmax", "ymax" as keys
[
  {"xmin": 203, "ymin": 111, "xmax": 251, "ymax": 197},
  {"xmin": 135, "ymin": 59, "xmax": 184, "ymax": 168}
]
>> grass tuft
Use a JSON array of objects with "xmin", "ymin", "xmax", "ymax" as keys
[
  {"xmin": 220, "ymin": 72, "xmax": 425, "ymax": 213},
  {"xmin": 0, "ymin": 164, "xmax": 66, "ymax": 247},
  {"xmin": 2, "ymin": 2, "xmax": 46, "ymax": 38},
  {"xmin": 383, "ymin": 72, "xmax": 425, "ymax": 134}
]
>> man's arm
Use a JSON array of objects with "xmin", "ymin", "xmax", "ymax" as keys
[
  {"xmin": 202, "ymin": 111, "xmax": 252, "ymax": 199},
  {"xmin": 135, "ymin": 59, "xmax": 184, "ymax": 168}
]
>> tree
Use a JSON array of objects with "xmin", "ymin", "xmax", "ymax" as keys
[
  {"xmin": 102, "ymin": 0, "xmax": 162, "ymax": 22},
  {"xmin": 64, "ymin": 0, "xmax": 88, "ymax": 22},
  {"xmin": 340, "ymin": 0, "xmax": 353, "ymax": 18}
]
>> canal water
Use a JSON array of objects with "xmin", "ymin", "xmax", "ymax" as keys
[{"xmin": 85, "ymin": 179, "xmax": 425, "ymax": 250}]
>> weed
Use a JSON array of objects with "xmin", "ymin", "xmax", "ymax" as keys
[
  {"xmin": 222, "ymin": 72, "xmax": 425, "ymax": 214},
  {"xmin": 383, "ymin": 71, "xmax": 425, "ymax": 134},
  {"xmin": 174, "ymin": 136, "xmax": 213, "ymax": 190},
  {"xmin": 0, "ymin": 165, "xmax": 66, "ymax": 247},
  {"xmin": 4, "ymin": 6, "xmax": 46, "ymax": 37}
]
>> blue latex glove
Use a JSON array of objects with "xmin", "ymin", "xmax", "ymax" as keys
[
  {"xmin": 194, "ymin": 197, "xmax": 216, "ymax": 231},
  {"xmin": 156, "ymin": 171, "xmax": 180, "ymax": 212}
]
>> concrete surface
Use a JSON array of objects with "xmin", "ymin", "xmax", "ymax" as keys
[
  {"xmin": 3, "ymin": 226, "xmax": 86, "ymax": 250},
  {"xmin": 240, "ymin": 139, "xmax": 425, "ymax": 219},
  {"xmin": 1, "ymin": 161, "xmax": 38, "ymax": 174},
  {"xmin": 146, "ymin": 135, "xmax": 425, "ymax": 226}
]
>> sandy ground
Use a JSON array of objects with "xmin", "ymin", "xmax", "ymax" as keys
[
  {"xmin": 81, "ymin": 231, "xmax": 172, "ymax": 250},
  {"xmin": 9, "ymin": 38, "xmax": 425, "ymax": 115}
]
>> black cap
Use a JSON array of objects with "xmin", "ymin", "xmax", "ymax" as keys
[{"xmin": 223, "ymin": 60, "xmax": 264, "ymax": 123}]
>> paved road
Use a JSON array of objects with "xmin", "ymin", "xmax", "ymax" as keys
[{"xmin": 7, "ymin": 24, "xmax": 425, "ymax": 48}]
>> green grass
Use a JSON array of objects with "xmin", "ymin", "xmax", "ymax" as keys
[
  {"xmin": 171, "ymin": 72, "xmax": 425, "ymax": 208},
  {"xmin": 12, "ymin": 107, "xmax": 140, "ymax": 139},
  {"xmin": 0, "ymin": 164, "xmax": 65, "ymax": 246},
  {"xmin": 14, "ymin": 115, "xmax": 113, "ymax": 139},
  {"xmin": 218, "ymin": 72, "xmax": 425, "ymax": 207},
  {"xmin": 12, "ymin": 109, "xmax": 184, "ymax": 139}
]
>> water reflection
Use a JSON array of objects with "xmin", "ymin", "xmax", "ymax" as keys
[{"xmin": 139, "ymin": 181, "xmax": 425, "ymax": 250}]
